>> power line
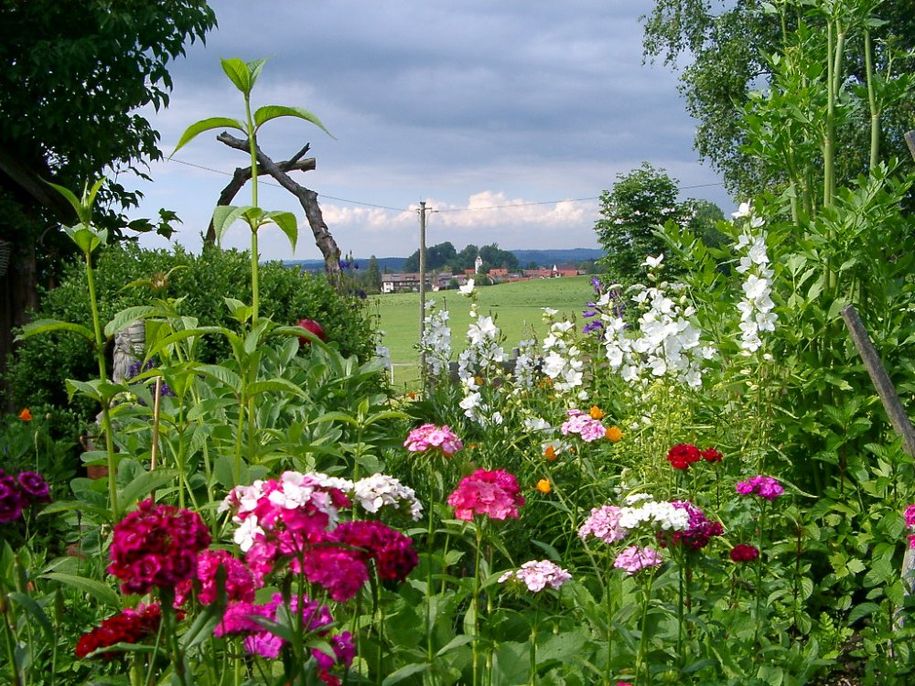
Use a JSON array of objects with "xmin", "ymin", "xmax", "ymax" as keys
[
  {"xmin": 165, "ymin": 156, "xmax": 725, "ymax": 215},
  {"xmin": 166, "ymin": 157, "xmax": 408, "ymax": 212}
]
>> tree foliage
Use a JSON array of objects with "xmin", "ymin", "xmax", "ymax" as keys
[
  {"xmin": 403, "ymin": 241, "xmax": 519, "ymax": 273},
  {"xmin": 594, "ymin": 163, "xmax": 702, "ymax": 286},
  {"xmin": 641, "ymin": 0, "xmax": 915, "ymax": 199},
  {"xmin": 0, "ymin": 0, "xmax": 216, "ymax": 397}
]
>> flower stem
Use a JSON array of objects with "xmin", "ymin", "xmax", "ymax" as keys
[
  {"xmin": 636, "ymin": 572, "xmax": 655, "ymax": 685},
  {"xmin": 472, "ymin": 522, "xmax": 483, "ymax": 686},
  {"xmin": 86, "ymin": 253, "xmax": 119, "ymax": 520}
]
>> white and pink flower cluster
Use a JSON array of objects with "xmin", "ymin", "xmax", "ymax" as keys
[
  {"xmin": 560, "ymin": 409, "xmax": 606, "ymax": 442},
  {"xmin": 404, "ymin": 423, "xmax": 463, "ymax": 457},
  {"xmin": 499, "ymin": 559, "xmax": 572, "ymax": 593},
  {"xmin": 579, "ymin": 495, "xmax": 694, "ymax": 575}
]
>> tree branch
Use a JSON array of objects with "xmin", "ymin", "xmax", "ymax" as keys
[{"xmin": 215, "ymin": 133, "xmax": 340, "ymax": 276}]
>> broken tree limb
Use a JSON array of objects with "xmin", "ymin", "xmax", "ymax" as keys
[
  {"xmin": 216, "ymin": 133, "xmax": 341, "ymax": 277},
  {"xmin": 841, "ymin": 304, "xmax": 915, "ymax": 458},
  {"xmin": 205, "ymin": 145, "xmax": 316, "ymax": 245}
]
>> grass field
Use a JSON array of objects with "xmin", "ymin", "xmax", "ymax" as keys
[{"xmin": 369, "ymin": 275, "xmax": 595, "ymax": 389}]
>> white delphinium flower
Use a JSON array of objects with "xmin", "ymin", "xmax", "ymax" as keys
[
  {"xmin": 418, "ymin": 300, "xmax": 452, "ymax": 378},
  {"xmin": 353, "ymin": 473, "xmax": 423, "ymax": 520},
  {"xmin": 734, "ymin": 211, "xmax": 777, "ymax": 354},
  {"xmin": 459, "ymin": 278, "xmax": 475, "ymax": 296},
  {"xmin": 540, "ymin": 310, "xmax": 584, "ymax": 396},
  {"xmin": 523, "ymin": 416, "xmax": 553, "ymax": 433},
  {"xmin": 457, "ymin": 302, "xmax": 507, "ymax": 425},
  {"xmin": 601, "ymin": 266, "xmax": 714, "ymax": 389},
  {"xmin": 513, "ymin": 338, "xmax": 539, "ymax": 391}
]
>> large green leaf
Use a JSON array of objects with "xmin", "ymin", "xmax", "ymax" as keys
[
  {"xmin": 8, "ymin": 592, "xmax": 54, "ymax": 639},
  {"xmin": 247, "ymin": 58, "xmax": 267, "ymax": 90},
  {"xmin": 44, "ymin": 180, "xmax": 85, "ymax": 221},
  {"xmin": 246, "ymin": 378, "xmax": 309, "ymax": 400},
  {"xmin": 382, "ymin": 663, "xmax": 430, "ymax": 685},
  {"xmin": 119, "ymin": 469, "xmax": 179, "ymax": 510},
  {"xmin": 42, "ymin": 572, "xmax": 120, "ymax": 608},
  {"xmin": 211, "ymin": 205, "xmax": 249, "ymax": 243},
  {"xmin": 221, "ymin": 57, "xmax": 251, "ymax": 94},
  {"xmin": 16, "ymin": 318, "xmax": 94, "ymax": 342},
  {"xmin": 172, "ymin": 116, "xmax": 245, "ymax": 155},
  {"xmin": 104, "ymin": 306, "xmax": 158, "ymax": 338},
  {"xmin": 196, "ymin": 363, "xmax": 242, "ymax": 394},
  {"xmin": 252, "ymin": 105, "xmax": 333, "ymax": 137},
  {"xmin": 265, "ymin": 210, "xmax": 298, "ymax": 250}
]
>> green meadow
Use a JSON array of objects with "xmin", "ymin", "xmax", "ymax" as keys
[{"xmin": 369, "ymin": 274, "xmax": 595, "ymax": 389}]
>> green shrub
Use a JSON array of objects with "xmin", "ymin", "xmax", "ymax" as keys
[{"xmin": 4, "ymin": 243, "xmax": 376, "ymax": 413}]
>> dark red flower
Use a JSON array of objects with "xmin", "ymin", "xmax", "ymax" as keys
[
  {"xmin": 75, "ymin": 605, "xmax": 162, "ymax": 660},
  {"xmin": 700, "ymin": 447, "xmax": 723, "ymax": 463},
  {"xmin": 729, "ymin": 544, "xmax": 760, "ymax": 562},
  {"xmin": 666, "ymin": 443, "xmax": 701, "ymax": 470},
  {"xmin": 297, "ymin": 318, "xmax": 327, "ymax": 344}
]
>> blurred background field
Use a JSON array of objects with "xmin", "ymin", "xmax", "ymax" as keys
[{"xmin": 370, "ymin": 274, "xmax": 594, "ymax": 390}]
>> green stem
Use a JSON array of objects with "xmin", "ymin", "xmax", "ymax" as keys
[
  {"xmin": 86, "ymin": 253, "xmax": 119, "ymax": 519},
  {"xmin": 2, "ymin": 598, "xmax": 23, "ymax": 686},
  {"xmin": 864, "ymin": 30, "xmax": 880, "ymax": 170},
  {"xmin": 636, "ymin": 572, "xmax": 655, "ymax": 685},
  {"xmin": 161, "ymin": 591, "xmax": 189, "ymax": 686},
  {"xmin": 244, "ymin": 94, "xmax": 260, "ymax": 324},
  {"xmin": 472, "ymin": 523, "xmax": 483, "ymax": 686}
]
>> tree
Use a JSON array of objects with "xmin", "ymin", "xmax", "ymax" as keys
[
  {"xmin": 403, "ymin": 241, "xmax": 457, "ymax": 272},
  {"xmin": 363, "ymin": 255, "xmax": 382, "ymax": 294},
  {"xmin": 479, "ymin": 243, "xmax": 519, "ymax": 271},
  {"xmin": 594, "ymin": 163, "xmax": 692, "ymax": 286},
  {"xmin": 0, "ymin": 0, "xmax": 216, "ymax": 399},
  {"xmin": 641, "ymin": 0, "xmax": 915, "ymax": 200}
]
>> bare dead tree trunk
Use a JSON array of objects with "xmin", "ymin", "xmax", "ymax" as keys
[{"xmin": 214, "ymin": 134, "xmax": 342, "ymax": 279}]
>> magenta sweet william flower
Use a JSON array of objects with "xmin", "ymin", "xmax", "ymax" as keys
[
  {"xmin": 404, "ymin": 423, "xmax": 463, "ymax": 456},
  {"xmin": 108, "ymin": 499, "xmax": 211, "ymax": 595},
  {"xmin": 0, "ymin": 473, "xmax": 24, "ymax": 523},
  {"xmin": 736, "ymin": 475, "xmax": 784, "ymax": 501},
  {"xmin": 332, "ymin": 520, "xmax": 419, "ymax": 583},
  {"xmin": 657, "ymin": 501, "xmax": 723, "ymax": 551},
  {"xmin": 174, "ymin": 549, "xmax": 257, "ymax": 606},
  {"xmin": 904, "ymin": 504, "xmax": 915, "ymax": 529},
  {"xmin": 16, "ymin": 471, "xmax": 51, "ymax": 502},
  {"xmin": 299, "ymin": 547, "xmax": 370, "ymax": 602},
  {"xmin": 447, "ymin": 469, "xmax": 525, "ymax": 521},
  {"xmin": 729, "ymin": 543, "xmax": 760, "ymax": 562},
  {"xmin": 613, "ymin": 546, "xmax": 663, "ymax": 575}
]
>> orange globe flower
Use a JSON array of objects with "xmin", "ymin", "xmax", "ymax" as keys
[
  {"xmin": 605, "ymin": 426, "xmax": 623, "ymax": 443},
  {"xmin": 589, "ymin": 405, "xmax": 605, "ymax": 420},
  {"xmin": 18, "ymin": 408, "xmax": 32, "ymax": 422},
  {"xmin": 536, "ymin": 479, "xmax": 551, "ymax": 494},
  {"xmin": 543, "ymin": 445, "xmax": 557, "ymax": 461}
]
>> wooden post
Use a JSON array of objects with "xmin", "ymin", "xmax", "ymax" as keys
[
  {"xmin": 841, "ymin": 304, "xmax": 915, "ymax": 597},
  {"xmin": 905, "ymin": 130, "xmax": 915, "ymax": 161}
]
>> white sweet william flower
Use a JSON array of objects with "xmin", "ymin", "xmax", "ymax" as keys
[
  {"xmin": 233, "ymin": 515, "xmax": 264, "ymax": 553},
  {"xmin": 353, "ymin": 473, "xmax": 423, "ymax": 520},
  {"xmin": 459, "ymin": 279, "xmax": 475, "ymax": 296}
]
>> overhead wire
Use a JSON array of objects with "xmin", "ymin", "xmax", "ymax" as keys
[{"xmin": 165, "ymin": 156, "xmax": 724, "ymax": 215}]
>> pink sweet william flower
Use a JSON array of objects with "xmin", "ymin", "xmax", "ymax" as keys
[
  {"xmin": 560, "ymin": 410, "xmax": 606, "ymax": 443},
  {"xmin": 404, "ymin": 423, "xmax": 463, "ymax": 456},
  {"xmin": 108, "ymin": 499, "xmax": 211, "ymax": 595},
  {"xmin": 736, "ymin": 475, "xmax": 784, "ymax": 501},
  {"xmin": 578, "ymin": 505, "xmax": 628, "ymax": 544},
  {"xmin": 447, "ymin": 469, "xmax": 525, "ymax": 521},
  {"xmin": 613, "ymin": 546, "xmax": 662, "ymax": 575},
  {"xmin": 499, "ymin": 560, "xmax": 572, "ymax": 592}
]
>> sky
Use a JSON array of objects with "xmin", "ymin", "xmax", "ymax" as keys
[{"xmin": 129, "ymin": 0, "xmax": 732, "ymax": 261}]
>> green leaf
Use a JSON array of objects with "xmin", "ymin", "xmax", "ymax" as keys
[
  {"xmin": 223, "ymin": 297, "xmax": 253, "ymax": 324},
  {"xmin": 16, "ymin": 318, "xmax": 94, "ymax": 342},
  {"xmin": 847, "ymin": 601, "xmax": 880, "ymax": 624},
  {"xmin": 65, "ymin": 379, "xmax": 102, "ymax": 402},
  {"xmin": 179, "ymin": 602, "xmax": 223, "ymax": 650},
  {"xmin": 119, "ymin": 469, "xmax": 179, "ymax": 510},
  {"xmin": 196, "ymin": 363, "xmax": 242, "ymax": 394},
  {"xmin": 45, "ymin": 180, "xmax": 85, "ymax": 221},
  {"xmin": 382, "ymin": 663, "xmax": 429, "ymax": 685},
  {"xmin": 247, "ymin": 58, "xmax": 267, "ymax": 89},
  {"xmin": 211, "ymin": 205, "xmax": 248, "ymax": 243},
  {"xmin": 104, "ymin": 306, "xmax": 158, "ymax": 338},
  {"xmin": 172, "ymin": 117, "xmax": 245, "ymax": 155},
  {"xmin": 247, "ymin": 378, "xmax": 309, "ymax": 400},
  {"xmin": 264, "ymin": 210, "xmax": 298, "ymax": 250},
  {"xmin": 42, "ymin": 572, "xmax": 120, "ymax": 608},
  {"xmin": 252, "ymin": 105, "xmax": 334, "ymax": 138},
  {"xmin": 63, "ymin": 223, "xmax": 104, "ymax": 254},
  {"xmin": 8, "ymin": 592, "xmax": 54, "ymax": 639},
  {"xmin": 220, "ymin": 58, "xmax": 251, "ymax": 94}
]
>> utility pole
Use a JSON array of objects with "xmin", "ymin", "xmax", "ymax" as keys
[{"xmin": 418, "ymin": 201, "xmax": 429, "ymax": 380}]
